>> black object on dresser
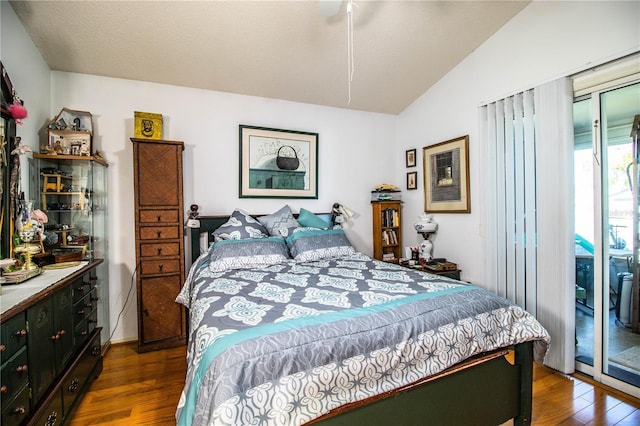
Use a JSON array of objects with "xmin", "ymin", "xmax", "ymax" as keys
[{"xmin": 0, "ymin": 260, "xmax": 104, "ymax": 426}]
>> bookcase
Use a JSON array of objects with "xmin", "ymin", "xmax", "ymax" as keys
[{"xmin": 372, "ymin": 201, "xmax": 402, "ymax": 263}]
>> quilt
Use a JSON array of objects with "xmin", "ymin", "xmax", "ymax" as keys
[{"xmin": 175, "ymin": 252, "xmax": 550, "ymax": 426}]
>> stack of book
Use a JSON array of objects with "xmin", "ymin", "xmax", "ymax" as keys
[{"xmin": 381, "ymin": 229, "xmax": 398, "ymax": 245}]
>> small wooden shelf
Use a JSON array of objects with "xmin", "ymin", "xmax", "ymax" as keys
[{"xmin": 372, "ymin": 200, "xmax": 402, "ymax": 263}]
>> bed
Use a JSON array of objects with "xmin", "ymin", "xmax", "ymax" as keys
[{"xmin": 176, "ymin": 208, "xmax": 550, "ymax": 426}]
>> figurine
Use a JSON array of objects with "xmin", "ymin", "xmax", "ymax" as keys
[{"xmin": 188, "ymin": 204, "xmax": 199, "ymax": 219}]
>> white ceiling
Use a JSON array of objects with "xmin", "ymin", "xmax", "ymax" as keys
[{"xmin": 9, "ymin": 0, "xmax": 530, "ymax": 115}]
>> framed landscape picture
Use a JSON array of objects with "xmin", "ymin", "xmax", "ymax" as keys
[
  {"xmin": 423, "ymin": 135, "xmax": 470, "ymax": 213},
  {"xmin": 239, "ymin": 125, "xmax": 318, "ymax": 198}
]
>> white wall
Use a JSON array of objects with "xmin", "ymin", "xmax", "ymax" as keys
[
  {"xmin": 1, "ymin": 1, "xmax": 51, "ymax": 188},
  {"xmin": 4, "ymin": 0, "xmax": 639, "ymax": 345},
  {"xmin": 398, "ymin": 0, "xmax": 640, "ymax": 287},
  {"xmin": 50, "ymin": 72, "xmax": 397, "ymax": 343}
]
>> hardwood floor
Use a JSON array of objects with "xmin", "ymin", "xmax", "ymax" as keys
[{"xmin": 70, "ymin": 342, "xmax": 640, "ymax": 425}]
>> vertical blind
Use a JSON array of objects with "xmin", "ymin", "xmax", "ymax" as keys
[{"xmin": 480, "ymin": 78, "xmax": 575, "ymax": 373}]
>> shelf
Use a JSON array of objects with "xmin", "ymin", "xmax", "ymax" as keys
[{"xmin": 33, "ymin": 153, "xmax": 108, "ymax": 167}]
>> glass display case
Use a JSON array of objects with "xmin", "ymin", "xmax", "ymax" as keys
[{"xmin": 30, "ymin": 153, "xmax": 110, "ymax": 350}]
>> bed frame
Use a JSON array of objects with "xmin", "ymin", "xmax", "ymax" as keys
[{"xmin": 188, "ymin": 215, "xmax": 535, "ymax": 426}]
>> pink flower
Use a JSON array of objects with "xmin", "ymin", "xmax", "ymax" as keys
[{"xmin": 32, "ymin": 209, "xmax": 48, "ymax": 224}]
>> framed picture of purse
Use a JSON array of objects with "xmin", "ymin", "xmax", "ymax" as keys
[{"xmin": 239, "ymin": 125, "xmax": 318, "ymax": 198}]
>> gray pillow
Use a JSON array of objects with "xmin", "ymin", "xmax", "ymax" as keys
[
  {"xmin": 258, "ymin": 205, "xmax": 300, "ymax": 237},
  {"xmin": 208, "ymin": 237, "xmax": 290, "ymax": 272},
  {"xmin": 213, "ymin": 209, "xmax": 269, "ymax": 241},
  {"xmin": 286, "ymin": 228, "xmax": 355, "ymax": 262}
]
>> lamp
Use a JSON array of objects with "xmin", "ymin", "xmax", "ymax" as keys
[
  {"xmin": 414, "ymin": 214, "xmax": 437, "ymax": 261},
  {"xmin": 332, "ymin": 203, "xmax": 355, "ymax": 226}
]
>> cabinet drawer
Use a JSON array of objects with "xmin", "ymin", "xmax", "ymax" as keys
[
  {"xmin": 31, "ymin": 388, "xmax": 63, "ymax": 426},
  {"xmin": 63, "ymin": 331, "xmax": 102, "ymax": 416},
  {"xmin": 139, "ymin": 225, "xmax": 180, "ymax": 240},
  {"xmin": 74, "ymin": 288, "xmax": 97, "ymax": 322},
  {"xmin": 71, "ymin": 276, "xmax": 92, "ymax": 303},
  {"xmin": 141, "ymin": 242, "xmax": 180, "ymax": 257},
  {"xmin": 1, "ymin": 384, "xmax": 29, "ymax": 426},
  {"xmin": 0, "ymin": 314, "xmax": 27, "ymax": 364},
  {"xmin": 140, "ymin": 209, "xmax": 179, "ymax": 224},
  {"xmin": 0, "ymin": 347, "xmax": 28, "ymax": 405},
  {"xmin": 140, "ymin": 259, "xmax": 181, "ymax": 275}
]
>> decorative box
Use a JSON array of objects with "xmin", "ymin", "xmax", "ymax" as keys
[{"xmin": 134, "ymin": 111, "xmax": 163, "ymax": 139}]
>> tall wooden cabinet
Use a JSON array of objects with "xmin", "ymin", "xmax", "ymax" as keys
[
  {"xmin": 131, "ymin": 138, "xmax": 186, "ymax": 352},
  {"xmin": 372, "ymin": 201, "xmax": 402, "ymax": 263}
]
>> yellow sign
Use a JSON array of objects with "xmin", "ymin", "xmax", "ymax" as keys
[{"xmin": 134, "ymin": 111, "xmax": 163, "ymax": 139}]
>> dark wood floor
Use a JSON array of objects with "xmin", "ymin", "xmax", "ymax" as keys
[{"xmin": 69, "ymin": 342, "xmax": 640, "ymax": 425}]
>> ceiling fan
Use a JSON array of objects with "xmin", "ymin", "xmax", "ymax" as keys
[{"xmin": 319, "ymin": 0, "xmax": 358, "ymax": 103}]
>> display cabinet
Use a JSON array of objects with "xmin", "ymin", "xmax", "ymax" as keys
[
  {"xmin": 372, "ymin": 200, "xmax": 402, "ymax": 263},
  {"xmin": 29, "ymin": 154, "xmax": 110, "ymax": 351}
]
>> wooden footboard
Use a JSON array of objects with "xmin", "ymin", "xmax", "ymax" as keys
[{"xmin": 310, "ymin": 341, "xmax": 534, "ymax": 426}]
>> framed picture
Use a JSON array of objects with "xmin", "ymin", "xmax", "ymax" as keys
[
  {"xmin": 407, "ymin": 171, "xmax": 417, "ymax": 190},
  {"xmin": 406, "ymin": 148, "xmax": 416, "ymax": 167},
  {"xmin": 239, "ymin": 125, "xmax": 318, "ymax": 198},
  {"xmin": 423, "ymin": 135, "xmax": 470, "ymax": 213}
]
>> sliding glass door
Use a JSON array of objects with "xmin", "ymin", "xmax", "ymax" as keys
[{"xmin": 574, "ymin": 81, "xmax": 640, "ymax": 396}]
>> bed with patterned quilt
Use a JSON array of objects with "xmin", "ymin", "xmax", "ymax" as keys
[{"xmin": 175, "ymin": 208, "xmax": 550, "ymax": 426}]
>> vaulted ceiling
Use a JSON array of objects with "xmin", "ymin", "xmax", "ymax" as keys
[{"xmin": 9, "ymin": 0, "xmax": 530, "ymax": 114}]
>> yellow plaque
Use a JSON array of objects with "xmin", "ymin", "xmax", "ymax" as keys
[{"xmin": 134, "ymin": 111, "xmax": 163, "ymax": 139}]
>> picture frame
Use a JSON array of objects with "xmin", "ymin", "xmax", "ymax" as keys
[
  {"xmin": 407, "ymin": 171, "xmax": 418, "ymax": 190},
  {"xmin": 406, "ymin": 148, "xmax": 416, "ymax": 167},
  {"xmin": 239, "ymin": 125, "xmax": 318, "ymax": 198},
  {"xmin": 423, "ymin": 135, "xmax": 470, "ymax": 213}
]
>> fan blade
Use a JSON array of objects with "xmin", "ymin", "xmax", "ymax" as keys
[{"xmin": 319, "ymin": 0, "xmax": 342, "ymax": 17}]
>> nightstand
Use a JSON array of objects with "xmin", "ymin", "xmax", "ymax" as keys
[{"xmin": 400, "ymin": 260, "xmax": 462, "ymax": 281}]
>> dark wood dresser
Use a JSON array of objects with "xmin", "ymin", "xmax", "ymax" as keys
[
  {"xmin": 131, "ymin": 138, "xmax": 186, "ymax": 352},
  {"xmin": 1, "ymin": 261, "xmax": 104, "ymax": 426}
]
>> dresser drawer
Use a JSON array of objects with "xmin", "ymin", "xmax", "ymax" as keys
[
  {"xmin": 71, "ymin": 276, "xmax": 93, "ymax": 303},
  {"xmin": 140, "ymin": 209, "xmax": 179, "ymax": 224},
  {"xmin": 140, "ymin": 259, "xmax": 181, "ymax": 275},
  {"xmin": 1, "ymin": 383, "xmax": 29, "ymax": 426},
  {"xmin": 31, "ymin": 388, "xmax": 63, "ymax": 426},
  {"xmin": 0, "ymin": 314, "xmax": 27, "ymax": 364},
  {"xmin": 62, "ymin": 331, "xmax": 101, "ymax": 417},
  {"xmin": 140, "ymin": 242, "xmax": 180, "ymax": 257},
  {"xmin": 139, "ymin": 225, "xmax": 180, "ymax": 240},
  {"xmin": 0, "ymin": 346, "xmax": 28, "ymax": 405},
  {"xmin": 74, "ymin": 288, "xmax": 97, "ymax": 322}
]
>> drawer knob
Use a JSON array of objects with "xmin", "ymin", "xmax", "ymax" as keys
[
  {"xmin": 1, "ymin": 385, "xmax": 7, "ymax": 393},
  {"xmin": 158, "ymin": 264, "xmax": 164, "ymax": 272},
  {"xmin": 0, "ymin": 344, "xmax": 5, "ymax": 352},
  {"xmin": 157, "ymin": 247, "xmax": 162, "ymax": 255},
  {"xmin": 12, "ymin": 406, "xmax": 26, "ymax": 416},
  {"xmin": 16, "ymin": 364, "xmax": 28, "ymax": 374},
  {"xmin": 14, "ymin": 329, "xmax": 27, "ymax": 337},
  {"xmin": 68, "ymin": 377, "xmax": 79, "ymax": 393},
  {"xmin": 45, "ymin": 411, "xmax": 59, "ymax": 426},
  {"xmin": 157, "ymin": 215, "xmax": 162, "ymax": 222},
  {"xmin": 156, "ymin": 231, "xmax": 162, "ymax": 238}
]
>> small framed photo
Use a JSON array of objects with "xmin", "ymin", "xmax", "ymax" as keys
[
  {"xmin": 406, "ymin": 148, "xmax": 416, "ymax": 167},
  {"xmin": 407, "ymin": 171, "xmax": 418, "ymax": 190}
]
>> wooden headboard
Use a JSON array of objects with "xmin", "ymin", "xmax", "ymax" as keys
[{"xmin": 189, "ymin": 213, "xmax": 334, "ymax": 264}]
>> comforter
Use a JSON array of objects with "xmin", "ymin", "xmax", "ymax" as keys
[{"xmin": 175, "ymin": 252, "xmax": 550, "ymax": 426}]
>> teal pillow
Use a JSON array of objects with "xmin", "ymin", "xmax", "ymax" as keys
[{"xmin": 297, "ymin": 208, "xmax": 330, "ymax": 229}]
